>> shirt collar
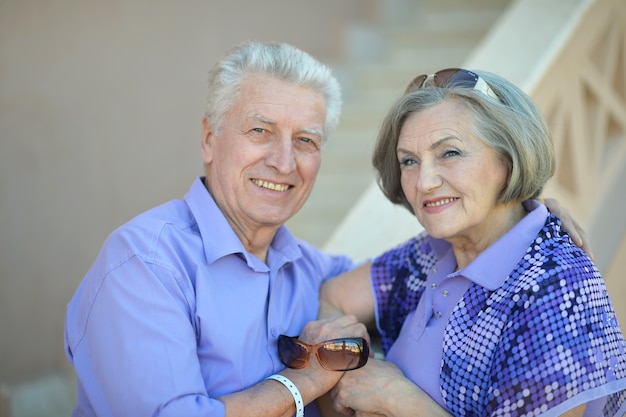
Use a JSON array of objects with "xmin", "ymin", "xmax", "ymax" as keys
[
  {"xmin": 429, "ymin": 200, "xmax": 548, "ymax": 290},
  {"xmin": 184, "ymin": 177, "xmax": 303, "ymax": 270}
]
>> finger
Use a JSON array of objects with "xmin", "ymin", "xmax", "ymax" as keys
[
  {"xmin": 331, "ymin": 380, "xmax": 353, "ymax": 416},
  {"xmin": 300, "ymin": 318, "xmax": 369, "ymax": 345},
  {"xmin": 566, "ymin": 220, "xmax": 583, "ymax": 248},
  {"xmin": 320, "ymin": 315, "xmax": 369, "ymax": 335},
  {"xmin": 334, "ymin": 401, "xmax": 355, "ymax": 416},
  {"xmin": 565, "ymin": 218, "xmax": 595, "ymax": 260},
  {"xmin": 576, "ymin": 225, "xmax": 595, "ymax": 261},
  {"xmin": 310, "ymin": 314, "xmax": 360, "ymax": 330}
]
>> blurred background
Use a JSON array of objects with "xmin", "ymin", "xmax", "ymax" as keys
[{"xmin": 1, "ymin": 0, "xmax": 624, "ymax": 415}]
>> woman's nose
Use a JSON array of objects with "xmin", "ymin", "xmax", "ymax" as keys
[{"xmin": 417, "ymin": 164, "xmax": 443, "ymax": 192}]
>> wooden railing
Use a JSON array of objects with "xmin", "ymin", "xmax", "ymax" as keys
[{"xmin": 529, "ymin": 0, "xmax": 626, "ymax": 273}]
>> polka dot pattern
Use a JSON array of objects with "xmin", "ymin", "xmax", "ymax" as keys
[
  {"xmin": 373, "ymin": 238, "xmax": 436, "ymax": 353},
  {"xmin": 372, "ymin": 214, "xmax": 626, "ymax": 416}
]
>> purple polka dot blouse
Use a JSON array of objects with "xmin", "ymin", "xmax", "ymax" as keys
[{"xmin": 372, "ymin": 202, "xmax": 626, "ymax": 416}]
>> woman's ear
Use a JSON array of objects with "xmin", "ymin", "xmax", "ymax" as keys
[{"xmin": 200, "ymin": 115, "xmax": 214, "ymax": 164}]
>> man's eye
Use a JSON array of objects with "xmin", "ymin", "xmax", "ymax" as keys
[
  {"xmin": 252, "ymin": 127, "xmax": 266, "ymax": 133},
  {"xmin": 297, "ymin": 136, "xmax": 321, "ymax": 151}
]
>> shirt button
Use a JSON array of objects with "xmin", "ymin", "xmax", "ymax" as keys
[
  {"xmin": 442, "ymin": 290, "xmax": 449, "ymax": 297},
  {"xmin": 431, "ymin": 283, "xmax": 437, "ymax": 289},
  {"xmin": 432, "ymin": 268, "xmax": 437, "ymax": 273},
  {"xmin": 436, "ymin": 312, "xmax": 442, "ymax": 318}
]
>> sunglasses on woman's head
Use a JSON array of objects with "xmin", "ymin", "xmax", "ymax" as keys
[
  {"xmin": 277, "ymin": 335, "xmax": 369, "ymax": 371},
  {"xmin": 405, "ymin": 67, "xmax": 500, "ymax": 101}
]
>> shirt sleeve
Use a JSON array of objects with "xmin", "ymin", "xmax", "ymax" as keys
[
  {"xmin": 65, "ymin": 253, "xmax": 225, "ymax": 416},
  {"xmin": 485, "ymin": 248, "xmax": 626, "ymax": 416}
]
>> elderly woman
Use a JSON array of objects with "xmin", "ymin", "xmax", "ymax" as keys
[{"xmin": 319, "ymin": 69, "xmax": 626, "ymax": 417}]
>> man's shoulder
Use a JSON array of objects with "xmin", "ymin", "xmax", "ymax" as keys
[
  {"xmin": 292, "ymin": 237, "xmax": 353, "ymax": 277},
  {"xmin": 101, "ymin": 198, "xmax": 197, "ymax": 261}
]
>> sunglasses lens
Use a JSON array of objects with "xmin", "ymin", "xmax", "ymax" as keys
[
  {"xmin": 435, "ymin": 68, "xmax": 478, "ymax": 89},
  {"xmin": 317, "ymin": 338, "xmax": 369, "ymax": 371},
  {"xmin": 405, "ymin": 74, "xmax": 428, "ymax": 93},
  {"xmin": 278, "ymin": 336, "xmax": 308, "ymax": 369}
]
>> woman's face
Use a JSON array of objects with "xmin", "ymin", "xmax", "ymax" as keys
[{"xmin": 397, "ymin": 99, "xmax": 514, "ymax": 250}]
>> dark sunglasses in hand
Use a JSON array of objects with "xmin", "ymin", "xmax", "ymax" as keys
[{"xmin": 278, "ymin": 335, "xmax": 369, "ymax": 372}]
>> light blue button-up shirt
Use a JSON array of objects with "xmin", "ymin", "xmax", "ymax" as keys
[{"xmin": 64, "ymin": 177, "xmax": 353, "ymax": 416}]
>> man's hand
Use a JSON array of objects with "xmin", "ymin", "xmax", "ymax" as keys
[
  {"xmin": 299, "ymin": 314, "xmax": 370, "ymax": 348},
  {"xmin": 542, "ymin": 198, "xmax": 594, "ymax": 260}
]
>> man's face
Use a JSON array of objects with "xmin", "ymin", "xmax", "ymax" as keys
[{"xmin": 202, "ymin": 74, "xmax": 327, "ymax": 239}]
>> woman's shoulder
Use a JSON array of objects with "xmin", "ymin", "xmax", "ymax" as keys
[
  {"xmin": 505, "ymin": 213, "xmax": 601, "ymax": 295},
  {"xmin": 371, "ymin": 231, "xmax": 439, "ymax": 284},
  {"xmin": 374, "ymin": 231, "xmax": 433, "ymax": 264},
  {"xmin": 533, "ymin": 213, "xmax": 598, "ymax": 275}
]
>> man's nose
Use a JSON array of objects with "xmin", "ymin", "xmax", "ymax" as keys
[{"xmin": 267, "ymin": 137, "xmax": 297, "ymax": 173}]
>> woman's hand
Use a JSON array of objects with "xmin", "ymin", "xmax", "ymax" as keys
[{"xmin": 330, "ymin": 359, "xmax": 452, "ymax": 417}]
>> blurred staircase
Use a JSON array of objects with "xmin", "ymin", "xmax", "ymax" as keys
[{"xmin": 287, "ymin": 0, "xmax": 514, "ymax": 249}]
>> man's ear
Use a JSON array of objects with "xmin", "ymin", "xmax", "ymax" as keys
[{"xmin": 200, "ymin": 115, "xmax": 214, "ymax": 164}]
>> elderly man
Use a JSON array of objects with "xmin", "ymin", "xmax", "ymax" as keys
[{"xmin": 64, "ymin": 41, "xmax": 365, "ymax": 417}]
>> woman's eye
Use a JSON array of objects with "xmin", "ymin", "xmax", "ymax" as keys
[
  {"xmin": 399, "ymin": 157, "xmax": 418, "ymax": 167},
  {"xmin": 442, "ymin": 149, "xmax": 461, "ymax": 158}
]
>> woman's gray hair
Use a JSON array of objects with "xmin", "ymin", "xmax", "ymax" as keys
[
  {"xmin": 205, "ymin": 41, "xmax": 342, "ymax": 140},
  {"xmin": 373, "ymin": 70, "xmax": 555, "ymax": 214}
]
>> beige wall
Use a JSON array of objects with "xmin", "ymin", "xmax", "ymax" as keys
[{"xmin": 0, "ymin": 0, "xmax": 368, "ymax": 383}]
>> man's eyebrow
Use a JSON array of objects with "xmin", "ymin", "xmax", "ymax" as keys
[
  {"xmin": 252, "ymin": 114, "xmax": 323, "ymax": 137},
  {"xmin": 251, "ymin": 114, "xmax": 276, "ymax": 125},
  {"xmin": 301, "ymin": 127, "xmax": 324, "ymax": 137}
]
